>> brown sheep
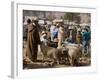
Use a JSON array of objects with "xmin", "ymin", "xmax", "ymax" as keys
[
  {"xmin": 65, "ymin": 44, "xmax": 82, "ymax": 66},
  {"xmin": 40, "ymin": 41, "xmax": 60, "ymax": 66}
]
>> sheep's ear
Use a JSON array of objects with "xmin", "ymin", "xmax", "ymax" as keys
[{"xmin": 61, "ymin": 44, "xmax": 65, "ymax": 47}]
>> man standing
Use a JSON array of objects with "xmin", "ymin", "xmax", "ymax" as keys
[
  {"xmin": 50, "ymin": 20, "xmax": 57, "ymax": 41},
  {"xmin": 58, "ymin": 21, "xmax": 65, "ymax": 48},
  {"xmin": 26, "ymin": 17, "xmax": 41, "ymax": 62},
  {"xmin": 82, "ymin": 28, "xmax": 91, "ymax": 54}
]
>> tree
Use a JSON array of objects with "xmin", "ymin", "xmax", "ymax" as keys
[
  {"xmin": 63, "ymin": 12, "xmax": 80, "ymax": 23},
  {"xmin": 47, "ymin": 15, "xmax": 53, "ymax": 21},
  {"xmin": 60, "ymin": 16, "xmax": 64, "ymax": 19}
]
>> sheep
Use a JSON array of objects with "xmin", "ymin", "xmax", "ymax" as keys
[
  {"xmin": 40, "ymin": 41, "xmax": 60, "ymax": 66},
  {"xmin": 64, "ymin": 43, "xmax": 82, "ymax": 66}
]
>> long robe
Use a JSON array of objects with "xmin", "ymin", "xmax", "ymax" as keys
[{"xmin": 26, "ymin": 23, "xmax": 41, "ymax": 61}]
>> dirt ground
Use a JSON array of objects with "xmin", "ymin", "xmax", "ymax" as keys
[{"xmin": 23, "ymin": 40, "xmax": 91, "ymax": 69}]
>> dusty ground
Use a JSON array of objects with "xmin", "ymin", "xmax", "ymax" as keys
[{"xmin": 23, "ymin": 40, "xmax": 91, "ymax": 69}]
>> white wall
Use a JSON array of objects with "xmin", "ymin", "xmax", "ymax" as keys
[{"xmin": 0, "ymin": 0, "xmax": 99, "ymax": 80}]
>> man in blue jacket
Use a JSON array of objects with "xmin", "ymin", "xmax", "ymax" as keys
[{"xmin": 82, "ymin": 28, "xmax": 91, "ymax": 54}]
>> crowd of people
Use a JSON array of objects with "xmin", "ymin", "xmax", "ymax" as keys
[{"xmin": 23, "ymin": 16, "xmax": 91, "ymax": 64}]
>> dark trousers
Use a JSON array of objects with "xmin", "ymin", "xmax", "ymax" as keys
[{"xmin": 31, "ymin": 45, "xmax": 38, "ymax": 61}]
